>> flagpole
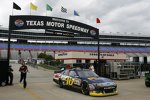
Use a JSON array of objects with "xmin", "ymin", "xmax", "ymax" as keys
[
  {"xmin": 7, "ymin": 16, "xmax": 11, "ymax": 68},
  {"xmin": 97, "ymin": 30, "xmax": 100, "ymax": 76},
  {"xmin": 30, "ymin": 3, "xmax": 31, "ymax": 15},
  {"xmin": 12, "ymin": 2, "xmax": 14, "ymax": 15},
  {"xmin": 96, "ymin": 18, "xmax": 100, "ymax": 76},
  {"xmin": 45, "ymin": 4, "xmax": 47, "ymax": 45},
  {"xmin": 30, "ymin": 9, "xmax": 31, "ymax": 15},
  {"xmin": 46, "ymin": 11, "xmax": 47, "ymax": 16},
  {"xmin": 12, "ymin": 8, "xmax": 14, "ymax": 15},
  {"xmin": 45, "ymin": 4, "xmax": 47, "ymax": 38}
]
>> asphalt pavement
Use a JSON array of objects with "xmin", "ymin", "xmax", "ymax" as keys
[{"xmin": 0, "ymin": 63, "xmax": 150, "ymax": 100}]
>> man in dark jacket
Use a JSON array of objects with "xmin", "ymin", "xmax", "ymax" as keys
[
  {"xmin": 19, "ymin": 63, "xmax": 29, "ymax": 88},
  {"xmin": 6, "ymin": 65, "xmax": 13, "ymax": 85}
]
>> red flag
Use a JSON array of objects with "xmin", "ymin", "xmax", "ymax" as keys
[{"xmin": 96, "ymin": 18, "xmax": 101, "ymax": 23}]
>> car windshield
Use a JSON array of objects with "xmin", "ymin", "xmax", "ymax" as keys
[{"xmin": 77, "ymin": 70, "xmax": 99, "ymax": 78}]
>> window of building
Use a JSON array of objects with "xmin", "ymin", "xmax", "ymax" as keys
[
  {"xmin": 85, "ymin": 60, "xmax": 90, "ymax": 63},
  {"xmin": 76, "ymin": 60, "xmax": 82, "ymax": 63}
]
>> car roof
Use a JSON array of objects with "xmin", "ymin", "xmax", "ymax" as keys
[{"xmin": 70, "ymin": 68, "xmax": 90, "ymax": 71}]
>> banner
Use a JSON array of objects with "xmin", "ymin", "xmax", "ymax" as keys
[
  {"xmin": 46, "ymin": 4, "xmax": 53, "ymax": 11},
  {"xmin": 13, "ymin": 2, "xmax": 21, "ymax": 10},
  {"xmin": 74, "ymin": 10, "xmax": 79, "ymax": 16},
  {"xmin": 96, "ymin": 18, "xmax": 101, "ymax": 23},
  {"xmin": 61, "ymin": 6, "xmax": 67, "ymax": 13},
  {"xmin": 9, "ymin": 15, "xmax": 99, "ymax": 38},
  {"xmin": 30, "ymin": 2, "xmax": 38, "ymax": 10}
]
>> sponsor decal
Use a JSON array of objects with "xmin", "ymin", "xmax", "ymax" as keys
[
  {"xmin": 26, "ymin": 21, "xmax": 44, "ymax": 26},
  {"xmin": 74, "ymin": 79, "xmax": 81, "ymax": 85},
  {"xmin": 14, "ymin": 19, "xmax": 24, "ymax": 27},
  {"xmin": 104, "ymin": 87, "xmax": 115, "ymax": 89},
  {"xmin": 10, "ymin": 16, "xmax": 99, "ymax": 38},
  {"xmin": 88, "ymin": 77, "xmax": 97, "ymax": 80},
  {"xmin": 58, "ymin": 53, "xmax": 67, "ymax": 56},
  {"xmin": 90, "ymin": 30, "xmax": 96, "ymax": 36},
  {"xmin": 90, "ymin": 53, "xmax": 114, "ymax": 57}
]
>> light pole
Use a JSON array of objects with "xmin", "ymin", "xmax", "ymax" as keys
[
  {"xmin": 97, "ymin": 34, "xmax": 100, "ymax": 76},
  {"xmin": 7, "ymin": 17, "xmax": 11, "ymax": 66}
]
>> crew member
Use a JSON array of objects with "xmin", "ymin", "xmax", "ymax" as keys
[
  {"xmin": 19, "ymin": 63, "xmax": 29, "ymax": 88},
  {"xmin": 6, "ymin": 65, "xmax": 13, "ymax": 85}
]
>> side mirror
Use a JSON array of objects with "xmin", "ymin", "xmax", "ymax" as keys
[{"xmin": 61, "ymin": 68, "xmax": 65, "ymax": 71}]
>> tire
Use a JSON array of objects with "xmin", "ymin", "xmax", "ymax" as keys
[
  {"xmin": 59, "ymin": 80, "xmax": 64, "ymax": 88},
  {"xmin": 0, "ymin": 82, "xmax": 6, "ymax": 87},
  {"xmin": 81, "ymin": 83, "xmax": 89, "ymax": 95},
  {"xmin": 145, "ymin": 81, "xmax": 150, "ymax": 87}
]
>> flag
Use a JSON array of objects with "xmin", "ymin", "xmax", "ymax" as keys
[
  {"xmin": 96, "ymin": 18, "xmax": 101, "ymax": 23},
  {"xmin": 46, "ymin": 4, "xmax": 53, "ymax": 11},
  {"xmin": 30, "ymin": 2, "xmax": 38, "ymax": 10},
  {"xmin": 13, "ymin": 2, "xmax": 21, "ymax": 10},
  {"xmin": 61, "ymin": 6, "xmax": 67, "ymax": 13},
  {"xmin": 74, "ymin": 10, "xmax": 79, "ymax": 16}
]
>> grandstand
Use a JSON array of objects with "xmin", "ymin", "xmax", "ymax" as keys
[
  {"xmin": 1, "ymin": 15, "xmax": 150, "ymax": 65},
  {"xmin": 1, "ymin": 27, "xmax": 150, "ymax": 63},
  {"xmin": 1, "ymin": 24, "xmax": 150, "ymax": 77}
]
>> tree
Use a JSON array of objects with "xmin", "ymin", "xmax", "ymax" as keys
[
  {"xmin": 37, "ymin": 53, "xmax": 47, "ymax": 59},
  {"xmin": 45, "ymin": 55, "xmax": 54, "ymax": 61},
  {"xmin": 38, "ymin": 53, "xmax": 54, "ymax": 64},
  {"xmin": 37, "ymin": 53, "xmax": 62, "ymax": 66}
]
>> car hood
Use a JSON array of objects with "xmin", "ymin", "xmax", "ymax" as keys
[{"xmin": 82, "ymin": 77, "xmax": 116, "ymax": 86}]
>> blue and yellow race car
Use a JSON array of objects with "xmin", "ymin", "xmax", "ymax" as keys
[{"xmin": 53, "ymin": 68, "xmax": 118, "ymax": 96}]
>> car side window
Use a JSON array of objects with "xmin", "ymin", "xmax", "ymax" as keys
[
  {"xmin": 69, "ymin": 71, "xmax": 77, "ymax": 77},
  {"xmin": 62, "ymin": 70, "xmax": 69, "ymax": 75}
]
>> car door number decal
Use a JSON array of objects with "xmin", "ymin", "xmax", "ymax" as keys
[{"xmin": 65, "ymin": 78, "xmax": 74, "ymax": 86}]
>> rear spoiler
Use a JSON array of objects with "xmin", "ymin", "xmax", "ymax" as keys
[{"xmin": 54, "ymin": 70, "xmax": 63, "ymax": 74}]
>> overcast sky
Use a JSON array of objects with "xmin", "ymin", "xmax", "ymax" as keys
[{"xmin": 0, "ymin": 0, "xmax": 150, "ymax": 36}]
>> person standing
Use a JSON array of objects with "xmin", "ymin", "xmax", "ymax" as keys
[
  {"xmin": 65, "ymin": 64, "xmax": 71, "ymax": 69},
  {"xmin": 19, "ymin": 63, "xmax": 29, "ymax": 88},
  {"xmin": 6, "ymin": 65, "xmax": 13, "ymax": 85},
  {"xmin": 89, "ymin": 64, "xmax": 95, "ymax": 72}
]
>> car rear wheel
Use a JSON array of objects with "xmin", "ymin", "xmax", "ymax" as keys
[
  {"xmin": 81, "ymin": 83, "xmax": 89, "ymax": 95},
  {"xmin": 59, "ymin": 80, "xmax": 64, "ymax": 88}
]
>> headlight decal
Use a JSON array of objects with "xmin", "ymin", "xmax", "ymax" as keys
[{"xmin": 89, "ymin": 84, "xmax": 95, "ymax": 90}]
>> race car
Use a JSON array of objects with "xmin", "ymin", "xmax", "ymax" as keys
[{"xmin": 53, "ymin": 68, "xmax": 118, "ymax": 96}]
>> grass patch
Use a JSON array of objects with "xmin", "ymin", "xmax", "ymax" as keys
[{"xmin": 38, "ymin": 64, "xmax": 60, "ymax": 70}]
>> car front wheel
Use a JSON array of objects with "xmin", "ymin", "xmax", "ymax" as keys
[{"xmin": 81, "ymin": 83, "xmax": 89, "ymax": 95}]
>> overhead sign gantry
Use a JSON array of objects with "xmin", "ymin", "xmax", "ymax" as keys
[
  {"xmin": 9, "ymin": 15, "xmax": 98, "ymax": 37},
  {"xmin": 8, "ymin": 15, "xmax": 99, "ymax": 66}
]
